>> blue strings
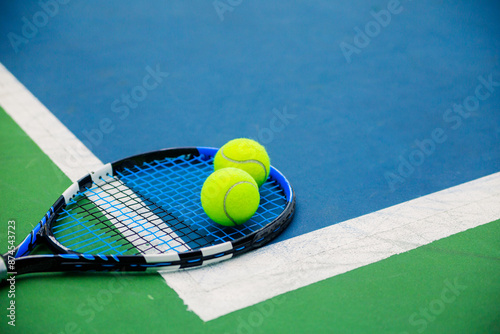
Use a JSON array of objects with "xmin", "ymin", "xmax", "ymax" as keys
[{"xmin": 52, "ymin": 153, "xmax": 287, "ymax": 255}]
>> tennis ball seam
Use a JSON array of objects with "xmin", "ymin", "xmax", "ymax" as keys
[
  {"xmin": 220, "ymin": 148, "xmax": 268, "ymax": 180},
  {"xmin": 223, "ymin": 180, "xmax": 259, "ymax": 226}
]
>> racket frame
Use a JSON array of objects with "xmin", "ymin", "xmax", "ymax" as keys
[{"xmin": 1, "ymin": 147, "xmax": 295, "ymax": 279}]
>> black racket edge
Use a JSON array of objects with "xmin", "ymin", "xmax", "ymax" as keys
[{"xmin": 0, "ymin": 147, "xmax": 295, "ymax": 280}]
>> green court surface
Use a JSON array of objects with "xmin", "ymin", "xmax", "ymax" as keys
[{"xmin": 1, "ymin": 107, "xmax": 499, "ymax": 333}]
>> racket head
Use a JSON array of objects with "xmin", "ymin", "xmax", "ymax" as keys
[{"xmin": 13, "ymin": 147, "xmax": 295, "ymax": 273}]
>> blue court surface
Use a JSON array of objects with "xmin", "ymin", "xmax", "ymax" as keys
[{"xmin": 0, "ymin": 1, "xmax": 499, "ymax": 333}]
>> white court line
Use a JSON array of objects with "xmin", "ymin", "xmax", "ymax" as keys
[
  {"xmin": 164, "ymin": 172, "xmax": 500, "ymax": 320},
  {"xmin": 86, "ymin": 178, "xmax": 190, "ymax": 254},
  {"xmin": 1, "ymin": 62, "xmax": 499, "ymax": 321},
  {"xmin": 0, "ymin": 63, "xmax": 102, "ymax": 180}
]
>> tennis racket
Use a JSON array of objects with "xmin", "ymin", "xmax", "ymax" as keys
[{"xmin": 1, "ymin": 147, "xmax": 295, "ymax": 280}]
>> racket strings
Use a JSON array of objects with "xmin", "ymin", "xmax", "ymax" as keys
[
  {"xmin": 54, "ymin": 201, "xmax": 130, "ymax": 254},
  {"xmin": 117, "ymin": 155, "xmax": 218, "ymax": 249},
  {"xmin": 54, "ymin": 203, "xmax": 132, "ymax": 255},
  {"xmin": 118, "ymin": 154, "xmax": 288, "ymax": 245},
  {"xmin": 52, "ymin": 153, "xmax": 288, "ymax": 256},
  {"xmin": 98, "ymin": 176, "xmax": 213, "ymax": 253},
  {"xmin": 58, "ymin": 177, "xmax": 195, "ymax": 255}
]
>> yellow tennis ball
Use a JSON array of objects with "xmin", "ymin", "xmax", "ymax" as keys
[
  {"xmin": 214, "ymin": 138, "xmax": 271, "ymax": 187},
  {"xmin": 201, "ymin": 167, "xmax": 260, "ymax": 226}
]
